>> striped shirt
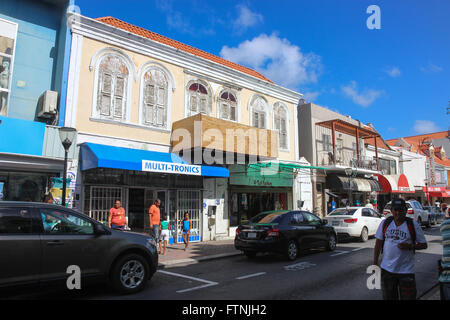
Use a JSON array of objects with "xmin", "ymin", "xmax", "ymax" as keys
[{"xmin": 440, "ymin": 218, "xmax": 450, "ymax": 283}]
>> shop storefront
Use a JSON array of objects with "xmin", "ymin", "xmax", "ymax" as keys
[
  {"xmin": 326, "ymin": 173, "xmax": 382, "ymax": 209},
  {"xmin": 0, "ymin": 153, "xmax": 64, "ymax": 202},
  {"xmin": 78, "ymin": 143, "xmax": 229, "ymax": 244},
  {"xmin": 374, "ymin": 174, "xmax": 415, "ymax": 211},
  {"xmin": 228, "ymin": 163, "xmax": 294, "ymax": 227}
]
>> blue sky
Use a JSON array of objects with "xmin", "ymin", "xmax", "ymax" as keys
[{"xmin": 74, "ymin": 0, "xmax": 450, "ymax": 139}]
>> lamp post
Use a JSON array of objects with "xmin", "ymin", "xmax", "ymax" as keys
[{"xmin": 58, "ymin": 127, "xmax": 77, "ymax": 207}]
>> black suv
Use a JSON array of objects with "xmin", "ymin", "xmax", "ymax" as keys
[{"xmin": 0, "ymin": 202, "xmax": 158, "ymax": 294}]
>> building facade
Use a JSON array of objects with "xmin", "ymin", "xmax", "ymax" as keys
[
  {"xmin": 62, "ymin": 14, "xmax": 312, "ymax": 242},
  {"xmin": 0, "ymin": 0, "xmax": 73, "ymax": 203}
]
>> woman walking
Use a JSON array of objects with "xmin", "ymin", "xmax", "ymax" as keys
[{"xmin": 182, "ymin": 212, "xmax": 191, "ymax": 251}]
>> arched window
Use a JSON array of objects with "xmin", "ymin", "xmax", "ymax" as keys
[
  {"xmin": 274, "ymin": 102, "xmax": 288, "ymax": 150},
  {"xmin": 142, "ymin": 68, "xmax": 168, "ymax": 127},
  {"xmin": 250, "ymin": 95, "xmax": 268, "ymax": 129},
  {"xmin": 218, "ymin": 90, "xmax": 237, "ymax": 121},
  {"xmin": 187, "ymin": 82, "xmax": 211, "ymax": 116},
  {"xmin": 96, "ymin": 54, "xmax": 129, "ymax": 120}
]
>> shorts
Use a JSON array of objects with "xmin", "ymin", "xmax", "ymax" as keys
[
  {"xmin": 111, "ymin": 223, "xmax": 125, "ymax": 230},
  {"xmin": 160, "ymin": 229, "xmax": 169, "ymax": 242},
  {"xmin": 183, "ymin": 229, "xmax": 189, "ymax": 235}
]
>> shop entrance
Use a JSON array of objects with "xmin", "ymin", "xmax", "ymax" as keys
[{"xmin": 128, "ymin": 188, "xmax": 167, "ymax": 232}]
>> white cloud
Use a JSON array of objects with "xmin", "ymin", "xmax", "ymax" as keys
[
  {"xmin": 385, "ymin": 66, "xmax": 401, "ymax": 77},
  {"xmin": 232, "ymin": 5, "xmax": 263, "ymax": 31},
  {"xmin": 341, "ymin": 81, "xmax": 383, "ymax": 107},
  {"xmin": 420, "ymin": 62, "xmax": 443, "ymax": 73},
  {"xmin": 413, "ymin": 120, "xmax": 441, "ymax": 134},
  {"xmin": 302, "ymin": 91, "xmax": 320, "ymax": 102},
  {"xmin": 220, "ymin": 33, "xmax": 322, "ymax": 89}
]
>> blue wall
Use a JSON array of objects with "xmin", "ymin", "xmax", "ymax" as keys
[
  {"xmin": 0, "ymin": 116, "xmax": 45, "ymax": 156},
  {"xmin": 0, "ymin": 0, "xmax": 67, "ymax": 121}
]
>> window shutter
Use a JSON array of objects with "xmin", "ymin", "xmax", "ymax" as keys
[
  {"xmin": 260, "ymin": 112, "xmax": 265, "ymax": 128},
  {"xmin": 99, "ymin": 72, "xmax": 112, "ymax": 116},
  {"xmin": 200, "ymin": 97, "xmax": 207, "ymax": 114},
  {"xmin": 156, "ymin": 86, "xmax": 166, "ymax": 126},
  {"xmin": 190, "ymin": 94, "xmax": 198, "ymax": 113},
  {"xmin": 253, "ymin": 112, "xmax": 258, "ymax": 128},
  {"xmin": 144, "ymin": 84, "xmax": 155, "ymax": 124},
  {"xmin": 221, "ymin": 102, "xmax": 229, "ymax": 119},
  {"xmin": 114, "ymin": 76, "xmax": 125, "ymax": 119},
  {"xmin": 230, "ymin": 102, "xmax": 236, "ymax": 121}
]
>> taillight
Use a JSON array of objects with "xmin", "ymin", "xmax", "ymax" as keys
[
  {"xmin": 407, "ymin": 209, "xmax": 414, "ymax": 215},
  {"xmin": 236, "ymin": 228, "xmax": 241, "ymax": 236},
  {"xmin": 266, "ymin": 228, "xmax": 279, "ymax": 237},
  {"xmin": 344, "ymin": 218, "xmax": 358, "ymax": 223}
]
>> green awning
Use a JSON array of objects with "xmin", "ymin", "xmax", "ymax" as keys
[{"xmin": 248, "ymin": 162, "xmax": 329, "ymax": 171}]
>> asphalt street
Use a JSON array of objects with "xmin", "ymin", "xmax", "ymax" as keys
[{"xmin": 24, "ymin": 222, "xmax": 441, "ymax": 301}]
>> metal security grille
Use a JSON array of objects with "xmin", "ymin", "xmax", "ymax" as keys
[
  {"xmin": 89, "ymin": 186, "xmax": 123, "ymax": 224},
  {"xmin": 176, "ymin": 190, "xmax": 201, "ymax": 242}
]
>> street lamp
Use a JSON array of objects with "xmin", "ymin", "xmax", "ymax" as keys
[
  {"xmin": 345, "ymin": 167, "xmax": 357, "ymax": 206},
  {"xmin": 58, "ymin": 127, "xmax": 77, "ymax": 207}
]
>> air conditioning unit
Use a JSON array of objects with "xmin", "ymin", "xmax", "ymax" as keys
[{"xmin": 37, "ymin": 90, "xmax": 58, "ymax": 118}]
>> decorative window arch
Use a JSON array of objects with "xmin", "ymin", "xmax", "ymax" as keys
[
  {"xmin": 91, "ymin": 49, "xmax": 135, "ymax": 122},
  {"xmin": 273, "ymin": 102, "xmax": 289, "ymax": 150},
  {"xmin": 140, "ymin": 66, "xmax": 170, "ymax": 128},
  {"xmin": 186, "ymin": 80, "xmax": 212, "ymax": 117},
  {"xmin": 217, "ymin": 88, "xmax": 238, "ymax": 121},
  {"xmin": 249, "ymin": 95, "xmax": 269, "ymax": 129}
]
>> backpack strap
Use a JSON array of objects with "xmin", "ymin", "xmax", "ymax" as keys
[
  {"xmin": 405, "ymin": 217, "xmax": 416, "ymax": 253},
  {"xmin": 381, "ymin": 216, "xmax": 394, "ymax": 254}
]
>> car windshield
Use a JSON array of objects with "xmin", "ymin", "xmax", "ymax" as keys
[
  {"xmin": 329, "ymin": 208, "xmax": 357, "ymax": 216},
  {"xmin": 249, "ymin": 212, "xmax": 285, "ymax": 224}
]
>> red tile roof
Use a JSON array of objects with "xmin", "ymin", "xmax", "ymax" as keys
[{"xmin": 95, "ymin": 16, "xmax": 273, "ymax": 83}]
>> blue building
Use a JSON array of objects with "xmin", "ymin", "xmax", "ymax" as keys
[{"xmin": 0, "ymin": 0, "xmax": 74, "ymax": 202}]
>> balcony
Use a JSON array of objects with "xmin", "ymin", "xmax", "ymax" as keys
[
  {"xmin": 317, "ymin": 150, "xmax": 378, "ymax": 171},
  {"xmin": 171, "ymin": 114, "xmax": 278, "ymax": 161}
]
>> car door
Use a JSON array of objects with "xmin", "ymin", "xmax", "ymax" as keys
[
  {"xmin": 370, "ymin": 209, "xmax": 383, "ymax": 234},
  {"xmin": 287, "ymin": 212, "xmax": 311, "ymax": 248},
  {"xmin": 301, "ymin": 212, "xmax": 327, "ymax": 247},
  {"xmin": 0, "ymin": 206, "xmax": 42, "ymax": 287},
  {"xmin": 361, "ymin": 208, "xmax": 377, "ymax": 235},
  {"xmin": 38, "ymin": 207, "xmax": 110, "ymax": 285}
]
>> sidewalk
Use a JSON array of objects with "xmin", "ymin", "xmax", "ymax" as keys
[{"xmin": 157, "ymin": 239, "xmax": 241, "ymax": 268}]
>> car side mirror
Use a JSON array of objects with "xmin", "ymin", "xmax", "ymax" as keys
[{"xmin": 94, "ymin": 223, "xmax": 111, "ymax": 236}]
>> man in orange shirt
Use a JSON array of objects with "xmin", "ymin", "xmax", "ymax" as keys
[
  {"xmin": 149, "ymin": 199, "xmax": 161, "ymax": 244},
  {"xmin": 108, "ymin": 200, "xmax": 129, "ymax": 230}
]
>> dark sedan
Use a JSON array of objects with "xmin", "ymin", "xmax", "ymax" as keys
[{"xmin": 235, "ymin": 210, "xmax": 337, "ymax": 261}]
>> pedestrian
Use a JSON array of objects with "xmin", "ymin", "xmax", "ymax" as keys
[
  {"xmin": 373, "ymin": 198, "xmax": 428, "ymax": 300},
  {"xmin": 159, "ymin": 214, "xmax": 170, "ymax": 255},
  {"xmin": 149, "ymin": 199, "xmax": 161, "ymax": 244},
  {"xmin": 43, "ymin": 193, "xmax": 54, "ymax": 204},
  {"xmin": 108, "ymin": 200, "xmax": 129, "ymax": 231},
  {"xmin": 365, "ymin": 199, "xmax": 374, "ymax": 209},
  {"xmin": 439, "ymin": 217, "xmax": 450, "ymax": 300},
  {"xmin": 182, "ymin": 212, "xmax": 191, "ymax": 251}
]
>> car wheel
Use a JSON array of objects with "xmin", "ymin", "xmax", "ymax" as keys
[
  {"xmin": 286, "ymin": 240, "xmax": 298, "ymax": 261},
  {"xmin": 359, "ymin": 227, "xmax": 369, "ymax": 242},
  {"xmin": 244, "ymin": 251, "xmax": 257, "ymax": 259},
  {"xmin": 327, "ymin": 233, "xmax": 337, "ymax": 251},
  {"xmin": 111, "ymin": 253, "xmax": 149, "ymax": 294}
]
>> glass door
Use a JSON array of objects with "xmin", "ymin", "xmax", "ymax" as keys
[{"xmin": 177, "ymin": 190, "xmax": 201, "ymax": 242}]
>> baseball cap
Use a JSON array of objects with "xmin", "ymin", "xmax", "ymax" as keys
[{"xmin": 391, "ymin": 198, "xmax": 406, "ymax": 210}]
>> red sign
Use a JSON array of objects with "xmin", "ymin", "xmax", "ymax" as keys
[{"xmin": 423, "ymin": 186, "xmax": 445, "ymax": 192}]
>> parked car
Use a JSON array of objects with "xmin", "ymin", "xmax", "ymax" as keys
[
  {"xmin": 234, "ymin": 210, "xmax": 337, "ymax": 261},
  {"xmin": 424, "ymin": 206, "xmax": 446, "ymax": 225},
  {"xmin": 324, "ymin": 207, "xmax": 384, "ymax": 242},
  {"xmin": 0, "ymin": 202, "xmax": 158, "ymax": 294},
  {"xmin": 382, "ymin": 200, "xmax": 431, "ymax": 227}
]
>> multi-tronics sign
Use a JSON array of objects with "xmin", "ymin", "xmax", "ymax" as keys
[{"xmin": 142, "ymin": 160, "xmax": 202, "ymax": 176}]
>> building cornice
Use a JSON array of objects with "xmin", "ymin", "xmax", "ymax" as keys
[{"xmin": 69, "ymin": 13, "xmax": 303, "ymax": 105}]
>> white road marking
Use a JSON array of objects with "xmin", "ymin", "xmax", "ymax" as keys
[
  {"xmin": 330, "ymin": 250, "xmax": 350, "ymax": 257},
  {"xmin": 351, "ymin": 247, "xmax": 366, "ymax": 252},
  {"xmin": 284, "ymin": 261, "xmax": 316, "ymax": 271},
  {"xmin": 236, "ymin": 272, "xmax": 266, "ymax": 280},
  {"xmin": 157, "ymin": 270, "xmax": 218, "ymax": 293}
]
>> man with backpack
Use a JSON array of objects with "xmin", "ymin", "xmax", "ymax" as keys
[{"xmin": 373, "ymin": 198, "xmax": 428, "ymax": 300}]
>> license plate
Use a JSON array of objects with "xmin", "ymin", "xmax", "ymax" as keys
[
  {"xmin": 247, "ymin": 232, "xmax": 257, "ymax": 239},
  {"xmin": 332, "ymin": 221, "xmax": 340, "ymax": 226}
]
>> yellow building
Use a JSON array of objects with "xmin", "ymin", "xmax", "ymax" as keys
[{"xmin": 64, "ymin": 14, "xmax": 312, "ymax": 242}]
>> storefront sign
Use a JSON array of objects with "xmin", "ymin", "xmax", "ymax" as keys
[
  {"xmin": 229, "ymin": 164, "xmax": 293, "ymax": 187},
  {"xmin": 142, "ymin": 160, "xmax": 201, "ymax": 176},
  {"xmin": 423, "ymin": 186, "xmax": 445, "ymax": 192}
]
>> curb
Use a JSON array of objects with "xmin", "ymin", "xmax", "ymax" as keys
[{"xmin": 158, "ymin": 252, "xmax": 242, "ymax": 269}]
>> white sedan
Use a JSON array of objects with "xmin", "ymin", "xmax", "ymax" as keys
[{"xmin": 324, "ymin": 207, "xmax": 385, "ymax": 242}]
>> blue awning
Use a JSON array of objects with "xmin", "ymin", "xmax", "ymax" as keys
[{"xmin": 80, "ymin": 143, "xmax": 229, "ymax": 178}]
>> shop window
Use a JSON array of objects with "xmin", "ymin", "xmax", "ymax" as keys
[{"xmin": 0, "ymin": 18, "xmax": 17, "ymax": 116}]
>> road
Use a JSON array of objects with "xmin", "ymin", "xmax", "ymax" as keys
[{"xmin": 18, "ymin": 223, "xmax": 441, "ymax": 300}]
